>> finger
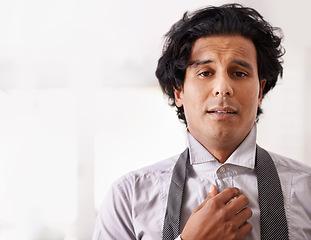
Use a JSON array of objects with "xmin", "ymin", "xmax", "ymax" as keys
[
  {"xmin": 213, "ymin": 187, "xmax": 241, "ymax": 205},
  {"xmin": 238, "ymin": 221, "xmax": 253, "ymax": 239},
  {"xmin": 209, "ymin": 184, "xmax": 218, "ymax": 197},
  {"xmin": 232, "ymin": 207, "xmax": 253, "ymax": 228},
  {"xmin": 226, "ymin": 194, "xmax": 250, "ymax": 215},
  {"xmin": 193, "ymin": 184, "xmax": 218, "ymax": 213}
]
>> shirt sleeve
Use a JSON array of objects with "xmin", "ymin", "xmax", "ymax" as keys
[{"xmin": 92, "ymin": 182, "xmax": 136, "ymax": 240}]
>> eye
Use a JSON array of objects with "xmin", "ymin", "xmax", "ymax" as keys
[
  {"xmin": 198, "ymin": 71, "xmax": 213, "ymax": 77},
  {"xmin": 234, "ymin": 71, "xmax": 248, "ymax": 78}
]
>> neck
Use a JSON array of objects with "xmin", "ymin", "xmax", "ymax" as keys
[
  {"xmin": 205, "ymin": 142, "xmax": 241, "ymax": 163},
  {"xmin": 188, "ymin": 129, "xmax": 253, "ymax": 163}
]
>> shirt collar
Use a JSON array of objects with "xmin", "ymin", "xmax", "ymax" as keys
[{"xmin": 186, "ymin": 124, "xmax": 257, "ymax": 169}]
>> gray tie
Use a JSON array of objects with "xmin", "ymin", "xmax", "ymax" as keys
[
  {"xmin": 256, "ymin": 145, "xmax": 289, "ymax": 239},
  {"xmin": 162, "ymin": 145, "xmax": 289, "ymax": 240}
]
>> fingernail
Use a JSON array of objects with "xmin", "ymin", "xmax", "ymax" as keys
[{"xmin": 209, "ymin": 185, "xmax": 214, "ymax": 193}]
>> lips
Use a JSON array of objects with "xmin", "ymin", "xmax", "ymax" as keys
[
  {"xmin": 208, "ymin": 110, "xmax": 236, "ymax": 114},
  {"xmin": 207, "ymin": 107, "xmax": 237, "ymax": 115}
]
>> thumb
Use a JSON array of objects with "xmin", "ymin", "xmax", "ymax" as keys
[
  {"xmin": 208, "ymin": 184, "xmax": 218, "ymax": 197},
  {"xmin": 192, "ymin": 184, "xmax": 218, "ymax": 214}
]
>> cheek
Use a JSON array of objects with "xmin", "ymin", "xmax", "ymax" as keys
[
  {"xmin": 244, "ymin": 82, "xmax": 260, "ymax": 99},
  {"xmin": 183, "ymin": 81, "xmax": 204, "ymax": 104},
  {"xmin": 182, "ymin": 88, "xmax": 207, "ymax": 119},
  {"xmin": 185, "ymin": 89, "xmax": 208, "ymax": 112},
  {"xmin": 239, "ymin": 84, "xmax": 260, "ymax": 111}
]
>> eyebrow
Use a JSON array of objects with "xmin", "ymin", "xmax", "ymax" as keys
[
  {"xmin": 233, "ymin": 60, "xmax": 253, "ymax": 71},
  {"xmin": 188, "ymin": 59, "xmax": 213, "ymax": 67},
  {"xmin": 188, "ymin": 59, "xmax": 254, "ymax": 71}
]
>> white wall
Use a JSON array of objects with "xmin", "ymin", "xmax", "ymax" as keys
[{"xmin": 0, "ymin": 0, "xmax": 310, "ymax": 239}]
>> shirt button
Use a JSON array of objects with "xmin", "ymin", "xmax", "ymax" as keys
[{"xmin": 219, "ymin": 166, "xmax": 226, "ymax": 173}]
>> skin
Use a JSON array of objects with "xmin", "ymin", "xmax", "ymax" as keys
[
  {"xmin": 174, "ymin": 35, "xmax": 266, "ymax": 163},
  {"xmin": 181, "ymin": 185, "xmax": 253, "ymax": 240},
  {"xmin": 174, "ymin": 35, "xmax": 266, "ymax": 240}
]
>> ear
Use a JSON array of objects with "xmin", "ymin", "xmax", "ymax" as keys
[
  {"xmin": 174, "ymin": 87, "xmax": 184, "ymax": 107},
  {"xmin": 258, "ymin": 79, "xmax": 266, "ymax": 107}
]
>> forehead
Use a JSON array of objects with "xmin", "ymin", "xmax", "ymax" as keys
[{"xmin": 189, "ymin": 35, "xmax": 257, "ymax": 65}]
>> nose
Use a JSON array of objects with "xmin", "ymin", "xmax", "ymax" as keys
[{"xmin": 213, "ymin": 75, "xmax": 233, "ymax": 97}]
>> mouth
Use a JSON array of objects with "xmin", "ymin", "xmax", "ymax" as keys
[
  {"xmin": 207, "ymin": 110, "xmax": 237, "ymax": 114},
  {"xmin": 206, "ymin": 107, "xmax": 238, "ymax": 119}
]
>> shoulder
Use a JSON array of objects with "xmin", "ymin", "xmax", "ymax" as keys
[
  {"xmin": 268, "ymin": 151, "xmax": 311, "ymax": 176},
  {"xmin": 95, "ymin": 154, "xmax": 181, "ymax": 236},
  {"xmin": 111, "ymin": 153, "xmax": 180, "ymax": 195},
  {"xmin": 267, "ymin": 151, "xmax": 311, "ymax": 237},
  {"xmin": 94, "ymin": 154, "xmax": 181, "ymax": 240},
  {"xmin": 268, "ymin": 150, "xmax": 311, "ymax": 199}
]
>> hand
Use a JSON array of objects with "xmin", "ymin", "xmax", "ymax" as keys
[{"xmin": 180, "ymin": 185, "xmax": 252, "ymax": 240}]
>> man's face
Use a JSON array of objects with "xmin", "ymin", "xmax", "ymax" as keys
[{"xmin": 174, "ymin": 35, "xmax": 266, "ymax": 150}]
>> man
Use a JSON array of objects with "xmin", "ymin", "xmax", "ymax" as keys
[{"xmin": 93, "ymin": 4, "xmax": 311, "ymax": 240}]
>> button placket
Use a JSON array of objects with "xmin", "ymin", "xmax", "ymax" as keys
[{"xmin": 219, "ymin": 166, "xmax": 226, "ymax": 173}]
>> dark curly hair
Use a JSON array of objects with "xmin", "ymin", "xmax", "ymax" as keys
[{"xmin": 155, "ymin": 3, "xmax": 285, "ymax": 124}]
